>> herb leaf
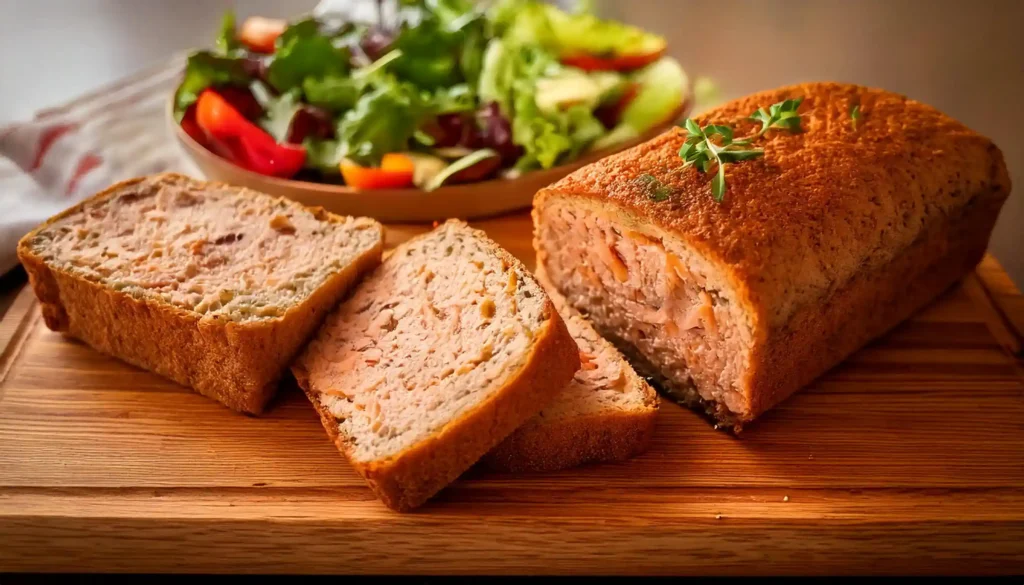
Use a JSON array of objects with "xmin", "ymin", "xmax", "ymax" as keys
[
  {"xmin": 679, "ymin": 96, "xmax": 804, "ymax": 201},
  {"xmin": 711, "ymin": 164, "xmax": 726, "ymax": 202},
  {"xmin": 636, "ymin": 173, "xmax": 671, "ymax": 202},
  {"xmin": 679, "ymin": 118, "xmax": 764, "ymax": 201},
  {"xmin": 749, "ymin": 97, "xmax": 804, "ymax": 136},
  {"xmin": 267, "ymin": 34, "xmax": 350, "ymax": 93},
  {"xmin": 717, "ymin": 148, "xmax": 765, "ymax": 163},
  {"xmin": 850, "ymin": 104, "xmax": 861, "ymax": 129}
]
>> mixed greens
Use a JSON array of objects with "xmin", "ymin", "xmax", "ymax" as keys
[{"xmin": 174, "ymin": 0, "xmax": 688, "ymax": 190}]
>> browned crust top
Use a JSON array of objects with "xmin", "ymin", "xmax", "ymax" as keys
[{"xmin": 537, "ymin": 82, "xmax": 1010, "ymax": 324}]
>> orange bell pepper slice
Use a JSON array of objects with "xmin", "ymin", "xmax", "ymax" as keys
[{"xmin": 340, "ymin": 154, "xmax": 415, "ymax": 189}]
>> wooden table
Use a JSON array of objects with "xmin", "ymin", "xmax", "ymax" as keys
[{"xmin": 1, "ymin": 212, "xmax": 1023, "ymax": 576}]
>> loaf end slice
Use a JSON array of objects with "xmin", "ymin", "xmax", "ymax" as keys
[
  {"xmin": 483, "ymin": 269, "xmax": 658, "ymax": 473},
  {"xmin": 293, "ymin": 220, "xmax": 580, "ymax": 511},
  {"xmin": 17, "ymin": 173, "xmax": 384, "ymax": 413}
]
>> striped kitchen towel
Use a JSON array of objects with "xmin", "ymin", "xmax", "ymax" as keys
[{"xmin": 0, "ymin": 58, "xmax": 200, "ymax": 274}]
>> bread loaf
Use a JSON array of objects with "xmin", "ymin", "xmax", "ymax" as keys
[
  {"xmin": 534, "ymin": 82, "xmax": 1011, "ymax": 430},
  {"xmin": 18, "ymin": 173, "xmax": 384, "ymax": 413}
]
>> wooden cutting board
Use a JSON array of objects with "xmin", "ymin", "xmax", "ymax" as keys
[{"xmin": 1, "ymin": 212, "xmax": 1023, "ymax": 576}]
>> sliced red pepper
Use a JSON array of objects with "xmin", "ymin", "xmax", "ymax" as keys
[
  {"xmin": 239, "ymin": 17, "xmax": 287, "ymax": 54},
  {"xmin": 179, "ymin": 104, "xmax": 210, "ymax": 148},
  {"xmin": 340, "ymin": 153, "xmax": 415, "ymax": 189},
  {"xmin": 194, "ymin": 89, "xmax": 306, "ymax": 179},
  {"xmin": 560, "ymin": 48, "xmax": 665, "ymax": 72},
  {"xmin": 213, "ymin": 86, "xmax": 263, "ymax": 121}
]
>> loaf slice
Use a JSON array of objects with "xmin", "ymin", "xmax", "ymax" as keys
[
  {"xmin": 483, "ymin": 269, "xmax": 659, "ymax": 473},
  {"xmin": 18, "ymin": 173, "xmax": 384, "ymax": 414},
  {"xmin": 293, "ymin": 220, "xmax": 580, "ymax": 511},
  {"xmin": 534, "ymin": 82, "xmax": 1011, "ymax": 431}
]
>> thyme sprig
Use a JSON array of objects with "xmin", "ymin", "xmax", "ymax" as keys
[{"xmin": 678, "ymin": 97, "xmax": 804, "ymax": 202}]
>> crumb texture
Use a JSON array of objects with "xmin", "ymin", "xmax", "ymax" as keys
[
  {"xmin": 25, "ymin": 174, "xmax": 381, "ymax": 321},
  {"xmin": 536, "ymin": 202, "xmax": 751, "ymax": 415},
  {"xmin": 297, "ymin": 220, "xmax": 552, "ymax": 463},
  {"xmin": 532, "ymin": 309, "xmax": 656, "ymax": 423}
]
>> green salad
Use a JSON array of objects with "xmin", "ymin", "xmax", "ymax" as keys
[{"xmin": 174, "ymin": 0, "xmax": 688, "ymax": 190}]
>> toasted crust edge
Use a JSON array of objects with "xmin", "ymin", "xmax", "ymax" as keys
[
  {"xmin": 17, "ymin": 173, "xmax": 384, "ymax": 414},
  {"xmin": 482, "ymin": 263, "xmax": 660, "ymax": 472},
  {"xmin": 481, "ymin": 375, "xmax": 658, "ymax": 474}
]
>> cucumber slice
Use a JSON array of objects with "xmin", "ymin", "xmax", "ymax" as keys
[{"xmin": 425, "ymin": 149, "xmax": 500, "ymax": 191}]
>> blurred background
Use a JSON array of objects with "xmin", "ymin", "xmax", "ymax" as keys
[{"xmin": 1, "ymin": 0, "xmax": 1021, "ymax": 284}]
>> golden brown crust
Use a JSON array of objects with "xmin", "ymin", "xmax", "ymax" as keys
[
  {"xmin": 480, "ymin": 379, "xmax": 658, "ymax": 474},
  {"xmin": 17, "ymin": 173, "xmax": 384, "ymax": 414},
  {"xmin": 743, "ymin": 187, "xmax": 1003, "ymax": 424},
  {"xmin": 294, "ymin": 223, "xmax": 581, "ymax": 511},
  {"xmin": 538, "ymin": 82, "xmax": 1010, "ymax": 327},
  {"xmin": 535, "ymin": 82, "xmax": 1011, "ymax": 427}
]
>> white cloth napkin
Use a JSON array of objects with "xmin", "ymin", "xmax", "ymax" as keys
[{"xmin": 0, "ymin": 59, "xmax": 199, "ymax": 274}]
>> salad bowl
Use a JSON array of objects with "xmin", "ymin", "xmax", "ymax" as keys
[
  {"xmin": 169, "ymin": 0, "xmax": 691, "ymax": 221},
  {"xmin": 171, "ymin": 100, "xmax": 687, "ymax": 222}
]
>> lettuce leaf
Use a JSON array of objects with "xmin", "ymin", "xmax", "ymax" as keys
[
  {"xmin": 563, "ymin": 104, "xmax": 605, "ymax": 157},
  {"xmin": 302, "ymin": 138, "xmax": 343, "ymax": 174},
  {"xmin": 336, "ymin": 82, "xmax": 428, "ymax": 165},
  {"xmin": 460, "ymin": 23, "xmax": 486, "ymax": 86},
  {"xmin": 510, "ymin": 80, "xmax": 570, "ymax": 170},
  {"xmin": 478, "ymin": 40, "xmax": 555, "ymax": 115},
  {"xmin": 174, "ymin": 51, "xmax": 250, "ymax": 121},
  {"xmin": 391, "ymin": 19, "xmax": 461, "ymax": 89},
  {"xmin": 303, "ymin": 75, "xmax": 362, "ymax": 113},
  {"xmin": 511, "ymin": 96, "xmax": 604, "ymax": 171},
  {"xmin": 488, "ymin": 0, "xmax": 664, "ymax": 58},
  {"xmin": 267, "ymin": 34, "xmax": 350, "ymax": 92},
  {"xmin": 277, "ymin": 17, "xmax": 321, "ymax": 48},
  {"xmin": 216, "ymin": 10, "xmax": 240, "ymax": 55},
  {"xmin": 478, "ymin": 38, "xmax": 599, "ymax": 171},
  {"xmin": 429, "ymin": 83, "xmax": 476, "ymax": 114}
]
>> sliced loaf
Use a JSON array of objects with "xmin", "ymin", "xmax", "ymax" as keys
[
  {"xmin": 293, "ymin": 220, "xmax": 580, "ymax": 511},
  {"xmin": 18, "ymin": 173, "xmax": 384, "ymax": 413},
  {"xmin": 483, "ymin": 276, "xmax": 659, "ymax": 472},
  {"xmin": 533, "ymin": 82, "xmax": 1010, "ymax": 430}
]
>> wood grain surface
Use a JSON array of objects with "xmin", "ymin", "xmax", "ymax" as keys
[{"xmin": 1, "ymin": 212, "xmax": 1022, "ymax": 575}]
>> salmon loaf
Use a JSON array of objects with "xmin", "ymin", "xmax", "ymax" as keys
[
  {"xmin": 293, "ymin": 220, "xmax": 579, "ymax": 511},
  {"xmin": 534, "ymin": 82, "xmax": 1011, "ymax": 430},
  {"xmin": 18, "ymin": 173, "xmax": 384, "ymax": 413}
]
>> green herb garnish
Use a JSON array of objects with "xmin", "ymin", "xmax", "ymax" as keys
[
  {"xmin": 636, "ymin": 173, "xmax": 671, "ymax": 202},
  {"xmin": 749, "ymin": 97, "xmax": 804, "ymax": 136},
  {"xmin": 679, "ymin": 97, "xmax": 804, "ymax": 201},
  {"xmin": 679, "ymin": 120, "xmax": 764, "ymax": 202},
  {"xmin": 850, "ymin": 104, "xmax": 861, "ymax": 129}
]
